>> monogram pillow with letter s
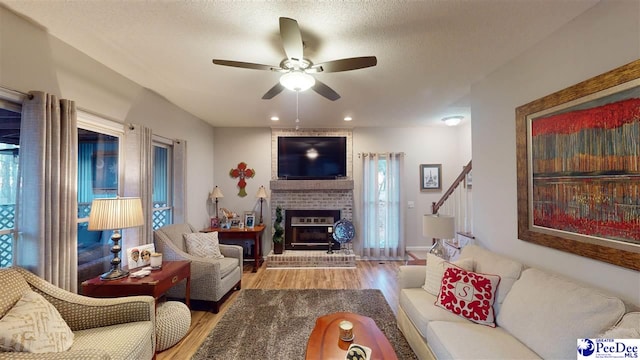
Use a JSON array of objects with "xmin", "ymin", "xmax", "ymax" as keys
[{"xmin": 435, "ymin": 262, "xmax": 501, "ymax": 327}]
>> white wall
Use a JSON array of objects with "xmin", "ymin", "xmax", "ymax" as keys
[
  {"xmin": 212, "ymin": 127, "xmax": 273, "ymax": 250},
  {"xmin": 353, "ymin": 126, "xmax": 470, "ymax": 249},
  {"xmin": 0, "ymin": 6, "xmax": 216, "ymax": 229},
  {"xmin": 471, "ymin": 0, "xmax": 640, "ymax": 305}
]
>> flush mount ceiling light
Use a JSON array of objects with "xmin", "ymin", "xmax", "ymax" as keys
[
  {"xmin": 270, "ymin": 116, "xmax": 279, "ymax": 121},
  {"xmin": 442, "ymin": 116, "xmax": 463, "ymax": 126},
  {"xmin": 279, "ymin": 70, "xmax": 316, "ymax": 92},
  {"xmin": 344, "ymin": 116, "xmax": 353, "ymax": 122}
]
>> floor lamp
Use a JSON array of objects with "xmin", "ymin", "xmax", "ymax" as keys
[
  {"xmin": 88, "ymin": 197, "xmax": 144, "ymax": 280},
  {"xmin": 210, "ymin": 186, "xmax": 224, "ymax": 220},
  {"xmin": 256, "ymin": 185, "xmax": 267, "ymax": 225},
  {"xmin": 423, "ymin": 214, "xmax": 455, "ymax": 261}
]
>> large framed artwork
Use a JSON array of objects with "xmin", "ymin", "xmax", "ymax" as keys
[{"xmin": 516, "ymin": 59, "xmax": 640, "ymax": 271}]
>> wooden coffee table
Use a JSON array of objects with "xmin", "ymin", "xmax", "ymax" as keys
[
  {"xmin": 81, "ymin": 260, "xmax": 191, "ymax": 308},
  {"xmin": 305, "ymin": 312, "xmax": 398, "ymax": 360}
]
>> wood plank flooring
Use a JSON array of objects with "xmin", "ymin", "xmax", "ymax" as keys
[{"xmin": 157, "ymin": 260, "xmax": 406, "ymax": 360}]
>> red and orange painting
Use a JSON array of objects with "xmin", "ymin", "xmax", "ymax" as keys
[{"xmin": 530, "ymin": 90, "xmax": 640, "ymax": 245}]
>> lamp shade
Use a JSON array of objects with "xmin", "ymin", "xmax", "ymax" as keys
[
  {"xmin": 88, "ymin": 197, "xmax": 144, "ymax": 231},
  {"xmin": 423, "ymin": 214, "xmax": 455, "ymax": 239},
  {"xmin": 279, "ymin": 71, "xmax": 315, "ymax": 91},
  {"xmin": 211, "ymin": 186, "xmax": 224, "ymax": 199},
  {"xmin": 256, "ymin": 186, "xmax": 267, "ymax": 199}
]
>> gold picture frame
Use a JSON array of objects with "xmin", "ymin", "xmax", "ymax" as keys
[{"xmin": 516, "ymin": 59, "xmax": 640, "ymax": 271}]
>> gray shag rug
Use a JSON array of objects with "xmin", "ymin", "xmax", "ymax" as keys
[{"xmin": 191, "ymin": 289, "xmax": 418, "ymax": 360}]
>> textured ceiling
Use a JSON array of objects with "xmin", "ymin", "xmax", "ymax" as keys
[{"xmin": 2, "ymin": 1, "xmax": 599, "ymax": 128}]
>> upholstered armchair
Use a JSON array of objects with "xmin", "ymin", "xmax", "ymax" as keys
[
  {"xmin": 0, "ymin": 267, "xmax": 156, "ymax": 359},
  {"xmin": 153, "ymin": 223, "xmax": 242, "ymax": 313}
]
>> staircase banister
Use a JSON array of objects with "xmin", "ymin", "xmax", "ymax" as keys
[{"xmin": 432, "ymin": 160, "xmax": 472, "ymax": 214}]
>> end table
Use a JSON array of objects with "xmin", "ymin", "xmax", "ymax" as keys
[{"xmin": 81, "ymin": 260, "xmax": 191, "ymax": 308}]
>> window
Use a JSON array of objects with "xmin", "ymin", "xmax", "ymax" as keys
[
  {"xmin": 362, "ymin": 153, "xmax": 404, "ymax": 257},
  {"xmin": 77, "ymin": 123, "xmax": 122, "ymax": 285},
  {"xmin": 0, "ymin": 105, "xmax": 20, "ymax": 268},
  {"xmin": 152, "ymin": 142, "xmax": 173, "ymax": 230}
]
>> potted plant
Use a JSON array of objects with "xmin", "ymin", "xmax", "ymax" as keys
[{"xmin": 272, "ymin": 206, "xmax": 284, "ymax": 254}]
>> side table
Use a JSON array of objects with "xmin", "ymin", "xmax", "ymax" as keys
[
  {"xmin": 81, "ymin": 260, "xmax": 191, "ymax": 308},
  {"xmin": 201, "ymin": 225, "xmax": 265, "ymax": 272}
]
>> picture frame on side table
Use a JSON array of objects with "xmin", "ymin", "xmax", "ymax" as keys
[
  {"xmin": 245, "ymin": 214, "xmax": 255, "ymax": 229},
  {"xmin": 229, "ymin": 217, "xmax": 242, "ymax": 229},
  {"xmin": 516, "ymin": 58, "xmax": 640, "ymax": 271},
  {"xmin": 126, "ymin": 243, "xmax": 155, "ymax": 269},
  {"xmin": 420, "ymin": 164, "xmax": 442, "ymax": 191}
]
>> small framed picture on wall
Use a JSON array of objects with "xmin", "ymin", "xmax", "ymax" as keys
[{"xmin": 420, "ymin": 164, "xmax": 442, "ymax": 191}]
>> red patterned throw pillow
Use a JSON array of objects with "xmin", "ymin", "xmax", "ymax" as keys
[{"xmin": 436, "ymin": 262, "xmax": 501, "ymax": 327}]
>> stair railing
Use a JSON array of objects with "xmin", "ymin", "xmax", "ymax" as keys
[{"xmin": 431, "ymin": 160, "xmax": 473, "ymax": 234}]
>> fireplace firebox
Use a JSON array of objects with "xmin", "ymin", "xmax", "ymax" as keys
[{"xmin": 285, "ymin": 209, "xmax": 341, "ymax": 251}]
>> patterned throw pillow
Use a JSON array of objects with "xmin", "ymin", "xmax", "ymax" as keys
[
  {"xmin": 422, "ymin": 253, "xmax": 474, "ymax": 296},
  {"xmin": 183, "ymin": 232, "xmax": 224, "ymax": 259},
  {"xmin": 435, "ymin": 262, "xmax": 501, "ymax": 327},
  {"xmin": 0, "ymin": 290, "xmax": 74, "ymax": 353}
]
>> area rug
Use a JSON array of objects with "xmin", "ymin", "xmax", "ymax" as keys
[{"xmin": 191, "ymin": 289, "xmax": 418, "ymax": 360}]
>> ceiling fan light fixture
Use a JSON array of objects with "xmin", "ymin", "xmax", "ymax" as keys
[
  {"xmin": 442, "ymin": 115, "xmax": 463, "ymax": 127},
  {"xmin": 306, "ymin": 148, "xmax": 319, "ymax": 159},
  {"xmin": 280, "ymin": 71, "xmax": 315, "ymax": 92}
]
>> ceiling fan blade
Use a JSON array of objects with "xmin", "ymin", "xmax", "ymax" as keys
[
  {"xmin": 311, "ymin": 79, "xmax": 340, "ymax": 101},
  {"xmin": 312, "ymin": 56, "xmax": 377, "ymax": 73},
  {"xmin": 212, "ymin": 59, "xmax": 279, "ymax": 71},
  {"xmin": 262, "ymin": 83, "xmax": 285, "ymax": 100},
  {"xmin": 279, "ymin": 17, "xmax": 303, "ymax": 62}
]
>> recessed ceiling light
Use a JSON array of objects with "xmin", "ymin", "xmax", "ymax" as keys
[
  {"xmin": 442, "ymin": 116, "xmax": 463, "ymax": 126},
  {"xmin": 270, "ymin": 116, "xmax": 279, "ymax": 121},
  {"xmin": 344, "ymin": 116, "xmax": 353, "ymax": 121}
]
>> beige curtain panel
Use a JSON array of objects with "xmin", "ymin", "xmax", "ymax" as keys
[{"xmin": 16, "ymin": 91, "xmax": 78, "ymax": 292}]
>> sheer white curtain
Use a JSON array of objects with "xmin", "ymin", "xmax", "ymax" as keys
[
  {"xmin": 172, "ymin": 139, "xmax": 187, "ymax": 224},
  {"xmin": 122, "ymin": 124, "xmax": 153, "ymax": 249},
  {"xmin": 16, "ymin": 91, "xmax": 78, "ymax": 291},
  {"xmin": 361, "ymin": 152, "xmax": 405, "ymax": 258}
]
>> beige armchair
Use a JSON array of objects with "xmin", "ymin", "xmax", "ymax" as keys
[
  {"xmin": 0, "ymin": 267, "xmax": 156, "ymax": 360},
  {"xmin": 153, "ymin": 223, "xmax": 242, "ymax": 313}
]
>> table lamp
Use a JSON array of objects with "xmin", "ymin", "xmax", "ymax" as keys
[
  {"xmin": 88, "ymin": 197, "xmax": 144, "ymax": 280},
  {"xmin": 423, "ymin": 214, "xmax": 455, "ymax": 260},
  {"xmin": 210, "ymin": 186, "xmax": 224, "ymax": 219},
  {"xmin": 256, "ymin": 185, "xmax": 267, "ymax": 225}
]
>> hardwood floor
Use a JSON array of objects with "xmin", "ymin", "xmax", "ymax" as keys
[{"xmin": 157, "ymin": 260, "xmax": 406, "ymax": 360}]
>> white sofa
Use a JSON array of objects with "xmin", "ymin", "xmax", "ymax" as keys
[{"xmin": 397, "ymin": 245, "xmax": 639, "ymax": 360}]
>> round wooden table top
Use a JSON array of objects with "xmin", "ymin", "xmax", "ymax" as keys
[{"xmin": 305, "ymin": 312, "xmax": 398, "ymax": 360}]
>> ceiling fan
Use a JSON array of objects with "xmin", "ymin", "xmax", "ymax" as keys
[{"xmin": 212, "ymin": 17, "xmax": 377, "ymax": 101}]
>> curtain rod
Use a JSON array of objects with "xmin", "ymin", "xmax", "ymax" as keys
[
  {"xmin": 1, "ymin": 85, "xmax": 181, "ymax": 144},
  {"xmin": 358, "ymin": 152, "xmax": 405, "ymax": 158},
  {"xmin": 0, "ymin": 85, "xmax": 33, "ymax": 100}
]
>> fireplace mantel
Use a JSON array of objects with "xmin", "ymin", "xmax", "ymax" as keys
[{"xmin": 270, "ymin": 179, "xmax": 354, "ymax": 191}]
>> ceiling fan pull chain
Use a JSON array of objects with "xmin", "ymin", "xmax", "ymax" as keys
[{"xmin": 295, "ymin": 91, "xmax": 300, "ymax": 130}]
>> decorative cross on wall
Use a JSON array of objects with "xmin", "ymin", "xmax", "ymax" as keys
[{"xmin": 229, "ymin": 162, "xmax": 255, "ymax": 197}]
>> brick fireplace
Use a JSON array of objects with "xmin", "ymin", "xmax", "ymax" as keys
[
  {"xmin": 266, "ymin": 128, "xmax": 356, "ymax": 267},
  {"xmin": 269, "ymin": 179, "xmax": 354, "ymax": 230}
]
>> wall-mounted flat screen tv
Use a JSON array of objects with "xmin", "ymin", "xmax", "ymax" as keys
[{"xmin": 277, "ymin": 136, "xmax": 347, "ymax": 180}]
